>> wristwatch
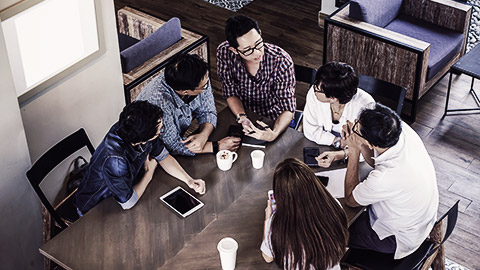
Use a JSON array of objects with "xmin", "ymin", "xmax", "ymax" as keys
[{"xmin": 235, "ymin": 113, "xmax": 247, "ymax": 122}]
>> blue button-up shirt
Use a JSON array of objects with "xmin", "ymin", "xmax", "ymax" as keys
[
  {"xmin": 137, "ymin": 75, "xmax": 217, "ymax": 156},
  {"xmin": 74, "ymin": 123, "xmax": 169, "ymax": 214}
]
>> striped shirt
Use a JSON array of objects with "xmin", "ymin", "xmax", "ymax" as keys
[
  {"xmin": 216, "ymin": 41, "xmax": 296, "ymax": 120},
  {"xmin": 136, "ymin": 75, "xmax": 217, "ymax": 156}
]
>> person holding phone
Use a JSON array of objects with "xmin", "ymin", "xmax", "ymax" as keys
[
  {"xmin": 217, "ymin": 15, "xmax": 296, "ymax": 142},
  {"xmin": 302, "ymin": 62, "xmax": 375, "ymax": 168},
  {"xmin": 261, "ymin": 158, "xmax": 348, "ymax": 270}
]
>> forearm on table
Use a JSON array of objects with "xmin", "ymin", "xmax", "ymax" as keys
[
  {"xmin": 344, "ymin": 151, "xmax": 361, "ymax": 207},
  {"xmin": 271, "ymin": 111, "xmax": 293, "ymax": 137},
  {"xmin": 159, "ymin": 155, "xmax": 192, "ymax": 183},
  {"xmin": 226, "ymin": 96, "xmax": 246, "ymax": 116},
  {"xmin": 133, "ymin": 170, "xmax": 155, "ymax": 199}
]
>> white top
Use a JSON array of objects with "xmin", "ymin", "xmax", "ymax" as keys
[
  {"xmin": 352, "ymin": 123, "xmax": 439, "ymax": 259},
  {"xmin": 303, "ymin": 87, "xmax": 375, "ymax": 145},
  {"xmin": 260, "ymin": 216, "xmax": 341, "ymax": 270}
]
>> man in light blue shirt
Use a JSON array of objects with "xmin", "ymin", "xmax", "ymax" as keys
[{"xmin": 137, "ymin": 54, "xmax": 240, "ymax": 155}]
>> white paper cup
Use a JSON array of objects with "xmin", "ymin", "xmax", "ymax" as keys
[
  {"xmin": 216, "ymin": 150, "xmax": 238, "ymax": 171},
  {"xmin": 250, "ymin": 150, "xmax": 265, "ymax": 169},
  {"xmin": 217, "ymin": 237, "xmax": 238, "ymax": 270}
]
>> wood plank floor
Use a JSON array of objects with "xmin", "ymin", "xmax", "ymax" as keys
[{"xmin": 114, "ymin": 0, "xmax": 480, "ymax": 268}]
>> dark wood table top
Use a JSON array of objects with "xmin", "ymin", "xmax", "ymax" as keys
[{"xmin": 40, "ymin": 109, "xmax": 364, "ymax": 270}]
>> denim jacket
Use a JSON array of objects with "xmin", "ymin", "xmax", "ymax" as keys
[{"xmin": 74, "ymin": 123, "xmax": 169, "ymax": 215}]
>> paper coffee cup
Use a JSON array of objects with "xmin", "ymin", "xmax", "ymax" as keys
[
  {"xmin": 217, "ymin": 237, "xmax": 238, "ymax": 270},
  {"xmin": 251, "ymin": 150, "xmax": 265, "ymax": 169}
]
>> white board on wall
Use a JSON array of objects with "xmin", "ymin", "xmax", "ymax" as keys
[{"xmin": 1, "ymin": 0, "xmax": 101, "ymax": 103}]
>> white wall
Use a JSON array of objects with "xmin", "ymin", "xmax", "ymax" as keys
[
  {"xmin": 0, "ymin": 23, "xmax": 42, "ymax": 270},
  {"xmin": 0, "ymin": 0, "xmax": 125, "ymax": 268}
]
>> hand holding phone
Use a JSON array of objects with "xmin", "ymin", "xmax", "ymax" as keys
[{"xmin": 268, "ymin": 190, "xmax": 277, "ymax": 213}]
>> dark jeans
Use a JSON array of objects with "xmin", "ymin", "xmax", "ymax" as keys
[{"xmin": 349, "ymin": 210, "xmax": 397, "ymax": 254}]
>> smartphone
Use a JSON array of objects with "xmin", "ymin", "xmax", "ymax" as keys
[
  {"xmin": 303, "ymin": 147, "xmax": 320, "ymax": 167},
  {"xmin": 268, "ymin": 190, "xmax": 276, "ymax": 213},
  {"xmin": 228, "ymin": 125, "xmax": 244, "ymax": 139},
  {"xmin": 316, "ymin": 175, "xmax": 329, "ymax": 186}
]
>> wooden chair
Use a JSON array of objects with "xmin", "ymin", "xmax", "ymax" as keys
[
  {"xmin": 324, "ymin": 0, "xmax": 472, "ymax": 121},
  {"xmin": 26, "ymin": 128, "xmax": 95, "ymax": 269},
  {"xmin": 358, "ymin": 74, "xmax": 406, "ymax": 116},
  {"xmin": 117, "ymin": 6, "xmax": 209, "ymax": 104},
  {"xmin": 341, "ymin": 200, "xmax": 459, "ymax": 270}
]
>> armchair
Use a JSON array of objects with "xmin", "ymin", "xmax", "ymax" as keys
[
  {"xmin": 323, "ymin": 0, "xmax": 472, "ymax": 121},
  {"xmin": 117, "ymin": 7, "xmax": 209, "ymax": 103}
]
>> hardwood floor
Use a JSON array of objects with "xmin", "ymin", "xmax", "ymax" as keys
[{"xmin": 114, "ymin": 0, "xmax": 480, "ymax": 268}]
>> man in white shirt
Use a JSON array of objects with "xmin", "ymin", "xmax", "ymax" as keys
[{"xmin": 342, "ymin": 103, "xmax": 438, "ymax": 259}]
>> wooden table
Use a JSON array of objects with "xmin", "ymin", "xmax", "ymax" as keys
[{"xmin": 40, "ymin": 109, "xmax": 364, "ymax": 270}]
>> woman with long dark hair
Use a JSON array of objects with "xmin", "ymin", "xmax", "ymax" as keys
[{"xmin": 261, "ymin": 158, "xmax": 348, "ymax": 270}]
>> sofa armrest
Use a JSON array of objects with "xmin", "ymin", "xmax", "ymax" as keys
[
  {"xmin": 402, "ymin": 0, "xmax": 472, "ymax": 33},
  {"xmin": 117, "ymin": 6, "xmax": 165, "ymax": 39},
  {"xmin": 325, "ymin": 5, "xmax": 431, "ymax": 101}
]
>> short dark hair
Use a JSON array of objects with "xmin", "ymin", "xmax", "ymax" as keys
[
  {"xmin": 118, "ymin": 101, "xmax": 163, "ymax": 144},
  {"xmin": 358, "ymin": 103, "xmax": 402, "ymax": 148},
  {"xmin": 165, "ymin": 54, "xmax": 209, "ymax": 91},
  {"xmin": 225, "ymin": 15, "xmax": 260, "ymax": 49},
  {"xmin": 314, "ymin": 62, "xmax": 358, "ymax": 104}
]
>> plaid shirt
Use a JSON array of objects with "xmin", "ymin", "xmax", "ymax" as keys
[
  {"xmin": 136, "ymin": 75, "xmax": 217, "ymax": 156},
  {"xmin": 217, "ymin": 41, "xmax": 296, "ymax": 120}
]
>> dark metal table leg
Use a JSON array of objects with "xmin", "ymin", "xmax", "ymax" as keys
[{"xmin": 443, "ymin": 70, "xmax": 454, "ymax": 118}]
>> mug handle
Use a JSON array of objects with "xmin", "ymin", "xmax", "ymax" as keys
[{"xmin": 231, "ymin": 152, "xmax": 238, "ymax": 163}]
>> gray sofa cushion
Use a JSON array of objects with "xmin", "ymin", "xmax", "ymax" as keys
[
  {"xmin": 385, "ymin": 15, "xmax": 464, "ymax": 80},
  {"xmin": 349, "ymin": 0, "xmax": 402, "ymax": 28},
  {"xmin": 120, "ymin": 17, "xmax": 182, "ymax": 73}
]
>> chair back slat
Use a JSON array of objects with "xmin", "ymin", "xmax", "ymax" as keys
[
  {"xmin": 26, "ymin": 128, "xmax": 95, "ymax": 230},
  {"xmin": 294, "ymin": 64, "xmax": 317, "ymax": 86}
]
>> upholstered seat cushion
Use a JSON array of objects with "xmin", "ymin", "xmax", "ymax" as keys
[
  {"xmin": 385, "ymin": 15, "xmax": 464, "ymax": 80},
  {"xmin": 120, "ymin": 17, "xmax": 182, "ymax": 73},
  {"xmin": 349, "ymin": 0, "xmax": 402, "ymax": 28}
]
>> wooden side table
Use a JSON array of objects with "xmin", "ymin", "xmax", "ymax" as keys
[{"xmin": 444, "ymin": 44, "xmax": 480, "ymax": 117}]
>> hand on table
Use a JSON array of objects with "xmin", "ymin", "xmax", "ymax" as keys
[
  {"xmin": 315, "ymin": 151, "xmax": 338, "ymax": 168},
  {"xmin": 181, "ymin": 133, "xmax": 209, "ymax": 153},
  {"xmin": 243, "ymin": 120, "xmax": 276, "ymax": 142},
  {"xmin": 187, "ymin": 178, "xmax": 206, "ymax": 195},
  {"xmin": 237, "ymin": 116, "xmax": 253, "ymax": 130},
  {"xmin": 219, "ymin": 136, "xmax": 241, "ymax": 152}
]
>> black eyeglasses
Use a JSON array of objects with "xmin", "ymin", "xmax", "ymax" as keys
[
  {"xmin": 313, "ymin": 83, "xmax": 324, "ymax": 93},
  {"xmin": 352, "ymin": 120, "xmax": 366, "ymax": 139},
  {"xmin": 237, "ymin": 40, "xmax": 264, "ymax": 56}
]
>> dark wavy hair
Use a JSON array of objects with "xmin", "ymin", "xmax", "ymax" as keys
[
  {"xmin": 358, "ymin": 103, "xmax": 402, "ymax": 148},
  {"xmin": 165, "ymin": 54, "xmax": 209, "ymax": 91},
  {"xmin": 314, "ymin": 62, "xmax": 358, "ymax": 104},
  {"xmin": 117, "ymin": 101, "xmax": 163, "ymax": 144},
  {"xmin": 225, "ymin": 15, "xmax": 260, "ymax": 49},
  {"xmin": 270, "ymin": 158, "xmax": 349, "ymax": 270}
]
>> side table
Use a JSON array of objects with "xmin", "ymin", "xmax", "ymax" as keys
[{"xmin": 444, "ymin": 44, "xmax": 480, "ymax": 117}]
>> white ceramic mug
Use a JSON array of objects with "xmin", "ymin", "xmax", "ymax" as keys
[
  {"xmin": 216, "ymin": 150, "xmax": 238, "ymax": 171},
  {"xmin": 251, "ymin": 150, "xmax": 265, "ymax": 169},
  {"xmin": 217, "ymin": 237, "xmax": 238, "ymax": 270}
]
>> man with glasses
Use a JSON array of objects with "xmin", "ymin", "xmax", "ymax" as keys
[
  {"xmin": 217, "ymin": 15, "xmax": 296, "ymax": 142},
  {"xmin": 75, "ymin": 101, "xmax": 205, "ymax": 215},
  {"xmin": 342, "ymin": 103, "xmax": 438, "ymax": 259},
  {"xmin": 137, "ymin": 54, "xmax": 240, "ymax": 156}
]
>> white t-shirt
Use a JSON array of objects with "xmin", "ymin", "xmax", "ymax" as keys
[
  {"xmin": 303, "ymin": 87, "xmax": 375, "ymax": 146},
  {"xmin": 352, "ymin": 123, "xmax": 439, "ymax": 259},
  {"xmin": 260, "ymin": 216, "xmax": 341, "ymax": 270}
]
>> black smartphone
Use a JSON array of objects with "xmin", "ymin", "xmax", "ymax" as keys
[
  {"xmin": 317, "ymin": 175, "xmax": 329, "ymax": 186},
  {"xmin": 228, "ymin": 125, "xmax": 244, "ymax": 139},
  {"xmin": 303, "ymin": 147, "xmax": 319, "ymax": 167}
]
